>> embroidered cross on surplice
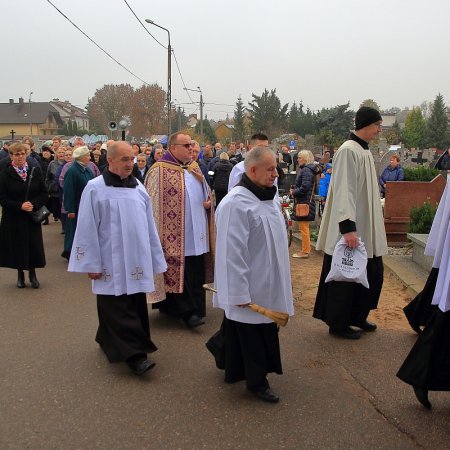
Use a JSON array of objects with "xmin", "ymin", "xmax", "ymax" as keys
[
  {"xmin": 75, "ymin": 247, "xmax": 85, "ymax": 260},
  {"xmin": 101, "ymin": 269, "xmax": 111, "ymax": 282},
  {"xmin": 131, "ymin": 266, "xmax": 144, "ymax": 280}
]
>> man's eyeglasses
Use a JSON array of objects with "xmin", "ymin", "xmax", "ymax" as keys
[{"xmin": 173, "ymin": 143, "xmax": 194, "ymax": 149}]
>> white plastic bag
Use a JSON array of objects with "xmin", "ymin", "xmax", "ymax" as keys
[{"xmin": 325, "ymin": 237, "xmax": 369, "ymax": 288}]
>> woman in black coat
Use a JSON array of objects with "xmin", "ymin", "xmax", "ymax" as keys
[
  {"xmin": 212, "ymin": 153, "xmax": 233, "ymax": 206},
  {"xmin": 291, "ymin": 150, "xmax": 317, "ymax": 259},
  {"xmin": 0, "ymin": 143, "xmax": 47, "ymax": 288}
]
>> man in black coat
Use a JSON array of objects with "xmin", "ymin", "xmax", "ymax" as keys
[{"xmin": 0, "ymin": 141, "xmax": 11, "ymax": 159}]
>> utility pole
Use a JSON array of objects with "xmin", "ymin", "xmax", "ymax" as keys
[
  {"xmin": 199, "ymin": 90, "xmax": 204, "ymax": 146},
  {"xmin": 184, "ymin": 86, "xmax": 204, "ymax": 145},
  {"xmin": 28, "ymin": 92, "xmax": 33, "ymax": 137},
  {"xmin": 145, "ymin": 19, "xmax": 171, "ymax": 138}
]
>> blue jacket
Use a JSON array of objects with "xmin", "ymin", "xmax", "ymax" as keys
[
  {"xmin": 379, "ymin": 165, "xmax": 404, "ymax": 193},
  {"xmin": 318, "ymin": 163, "xmax": 332, "ymax": 198}
]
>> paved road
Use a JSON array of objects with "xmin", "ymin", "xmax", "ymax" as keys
[{"xmin": 1, "ymin": 223, "xmax": 449, "ymax": 449}]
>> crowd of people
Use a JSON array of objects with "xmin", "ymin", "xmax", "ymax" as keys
[{"xmin": 0, "ymin": 105, "xmax": 448, "ymax": 407}]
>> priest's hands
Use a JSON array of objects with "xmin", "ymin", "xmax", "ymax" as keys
[
  {"xmin": 343, "ymin": 232, "xmax": 359, "ymax": 248},
  {"xmin": 88, "ymin": 273, "xmax": 102, "ymax": 280},
  {"xmin": 203, "ymin": 199, "xmax": 211, "ymax": 210}
]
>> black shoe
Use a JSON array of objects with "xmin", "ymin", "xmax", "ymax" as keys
[
  {"xmin": 127, "ymin": 357, "xmax": 156, "ymax": 376},
  {"xmin": 413, "ymin": 386, "xmax": 431, "ymax": 409},
  {"xmin": 60, "ymin": 230, "xmax": 65, "ymax": 235},
  {"xmin": 17, "ymin": 270, "xmax": 25, "ymax": 288},
  {"xmin": 253, "ymin": 388, "xmax": 279, "ymax": 403},
  {"xmin": 329, "ymin": 327, "xmax": 361, "ymax": 340},
  {"xmin": 184, "ymin": 314, "xmax": 205, "ymax": 328},
  {"xmin": 54, "ymin": 217, "xmax": 59, "ymax": 222},
  {"xmin": 29, "ymin": 270, "xmax": 39, "ymax": 289},
  {"xmin": 43, "ymin": 219, "xmax": 49, "ymax": 225},
  {"xmin": 61, "ymin": 250, "xmax": 70, "ymax": 261},
  {"xmin": 352, "ymin": 320, "xmax": 377, "ymax": 332}
]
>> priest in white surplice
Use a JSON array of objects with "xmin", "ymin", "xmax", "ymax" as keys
[
  {"xmin": 313, "ymin": 107, "xmax": 388, "ymax": 340},
  {"xmin": 208, "ymin": 146, "xmax": 294, "ymax": 403},
  {"xmin": 68, "ymin": 141, "xmax": 167, "ymax": 376}
]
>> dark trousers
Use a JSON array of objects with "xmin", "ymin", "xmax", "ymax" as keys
[
  {"xmin": 207, "ymin": 316, "xmax": 282, "ymax": 392},
  {"xmin": 63, "ymin": 216, "xmax": 77, "ymax": 256},
  {"xmin": 313, "ymin": 253, "xmax": 384, "ymax": 330},
  {"xmin": 157, "ymin": 254, "xmax": 206, "ymax": 318},
  {"xmin": 96, "ymin": 292, "xmax": 157, "ymax": 363},
  {"xmin": 51, "ymin": 196, "xmax": 61, "ymax": 220}
]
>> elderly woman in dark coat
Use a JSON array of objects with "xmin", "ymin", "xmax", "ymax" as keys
[
  {"xmin": 291, "ymin": 150, "xmax": 317, "ymax": 259},
  {"xmin": 0, "ymin": 143, "xmax": 47, "ymax": 288}
]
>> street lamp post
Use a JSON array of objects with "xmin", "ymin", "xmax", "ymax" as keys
[
  {"xmin": 28, "ymin": 92, "xmax": 33, "ymax": 137},
  {"xmin": 145, "ymin": 19, "xmax": 171, "ymax": 139}
]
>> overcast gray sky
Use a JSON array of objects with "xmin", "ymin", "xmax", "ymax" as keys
[{"xmin": 3, "ymin": 0, "xmax": 450, "ymax": 119}]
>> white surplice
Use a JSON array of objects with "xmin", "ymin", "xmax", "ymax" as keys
[
  {"xmin": 68, "ymin": 177, "xmax": 167, "ymax": 296},
  {"xmin": 424, "ymin": 176, "xmax": 450, "ymax": 312},
  {"xmin": 184, "ymin": 170, "xmax": 209, "ymax": 256},
  {"xmin": 316, "ymin": 140, "xmax": 388, "ymax": 258},
  {"xmin": 425, "ymin": 175, "xmax": 450, "ymax": 267},
  {"xmin": 212, "ymin": 186, "xmax": 294, "ymax": 324},
  {"xmin": 227, "ymin": 161, "xmax": 245, "ymax": 192}
]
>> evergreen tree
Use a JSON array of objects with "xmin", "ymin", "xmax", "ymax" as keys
[
  {"xmin": 288, "ymin": 102, "xmax": 300, "ymax": 134},
  {"xmin": 360, "ymin": 99, "xmax": 381, "ymax": 111},
  {"xmin": 247, "ymin": 88, "xmax": 288, "ymax": 139},
  {"xmin": 314, "ymin": 103, "xmax": 354, "ymax": 142},
  {"xmin": 233, "ymin": 96, "xmax": 246, "ymax": 142},
  {"xmin": 195, "ymin": 119, "xmax": 216, "ymax": 144},
  {"xmin": 303, "ymin": 107, "xmax": 315, "ymax": 135},
  {"xmin": 404, "ymin": 107, "xmax": 427, "ymax": 149},
  {"xmin": 171, "ymin": 107, "xmax": 188, "ymax": 133},
  {"xmin": 426, "ymin": 93, "xmax": 448, "ymax": 149}
]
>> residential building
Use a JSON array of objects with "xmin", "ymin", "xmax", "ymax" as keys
[{"xmin": 0, "ymin": 98, "xmax": 64, "ymax": 140}]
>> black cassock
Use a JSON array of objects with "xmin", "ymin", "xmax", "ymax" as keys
[
  {"xmin": 403, "ymin": 268, "xmax": 439, "ymax": 332},
  {"xmin": 206, "ymin": 315, "xmax": 282, "ymax": 392},
  {"xmin": 96, "ymin": 293, "xmax": 157, "ymax": 363},
  {"xmin": 313, "ymin": 254, "xmax": 384, "ymax": 329},
  {"xmin": 397, "ymin": 308, "xmax": 450, "ymax": 391},
  {"xmin": 153, "ymin": 254, "xmax": 206, "ymax": 319}
]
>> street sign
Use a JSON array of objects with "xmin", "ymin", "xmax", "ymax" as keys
[{"xmin": 289, "ymin": 140, "xmax": 295, "ymax": 150}]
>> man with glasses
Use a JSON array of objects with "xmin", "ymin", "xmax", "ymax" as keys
[
  {"xmin": 145, "ymin": 132, "xmax": 213, "ymax": 329},
  {"xmin": 313, "ymin": 106, "xmax": 387, "ymax": 340}
]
